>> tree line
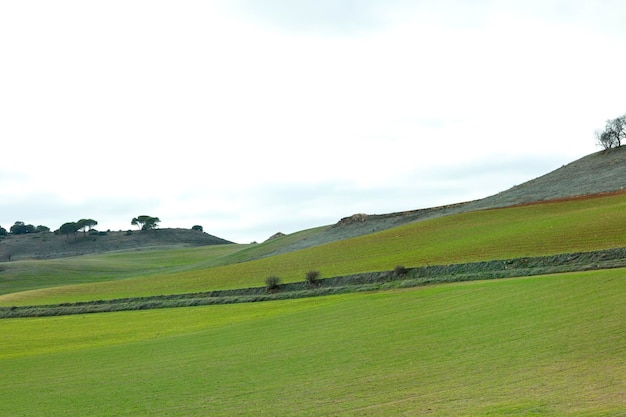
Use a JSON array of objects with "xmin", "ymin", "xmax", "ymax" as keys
[
  {"xmin": 0, "ymin": 215, "xmax": 165, "ymax": 239},
  {"xmin": 0, "ymin": 221, "xmax": 50, "ymax": 236}
]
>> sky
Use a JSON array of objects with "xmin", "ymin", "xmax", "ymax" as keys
[{"xmin": 1, "ymin": 1, "xmax": 625, "ymax": 243}]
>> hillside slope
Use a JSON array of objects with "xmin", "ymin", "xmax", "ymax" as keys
[
  {"xmin": 470, "ymin": 146, "xmax": 626, "ymax": 208},
  {"xmin": 267, "ymin": 147, "xmax": 626, "ymax": 255}
]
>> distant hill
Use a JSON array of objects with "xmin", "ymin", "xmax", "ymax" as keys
[
  {"xmin": 0, "ymin": 228, "xmax": 233, "ymax": 261},
  {"xmin": 264, "ymin": 147, "xmax": 626, "ymax": 256}
]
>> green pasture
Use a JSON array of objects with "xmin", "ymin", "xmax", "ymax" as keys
[
  {"xmin": 1, "ymin": 270, "xmax": 624, "ymax": 416},
  {"xmin": 3, "ymin": 192, "xmax": 626, "ymax": 306},
  {"xmin": 0, "ymin": 228, "xmax": 328, "ymax": 301},
  {"xmin": 0, "ymin": 244, "xmax": 247, "ymax": 298}
]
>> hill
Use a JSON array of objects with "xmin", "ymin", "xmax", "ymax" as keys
[
  {"xmin": 2, "ymin": 148, "xmax": 625, "ymax": 262},
  {"xmin": 2, "ymin": 149, "xmax": 625, "ymax": 415},
  {"xmin": 264, "ymin": 147, "xmax": 626, "ymax": 255},
  {"xmin": 0, "ymin": 228, "xmax": 233, "ymax": 261}
]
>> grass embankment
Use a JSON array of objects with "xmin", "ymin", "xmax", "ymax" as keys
[
  {"xmin": 3, "ymin": 192, "xmax": 626, "ymax": 306},
  {"xmin": 4, "ymin": 247, "xmax": 626, "ymax": 318},
  {"xmin": 1, "ymin": 270, "xmax": 623, "ymax": 416}
]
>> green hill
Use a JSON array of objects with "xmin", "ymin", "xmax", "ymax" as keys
[
  {"xmin": 1, "ymin": 149, "xmax": 626, "ymax": 415},
  {"xmin": 2, "ymin": 190, "xmax": 626, "ymax": 306}
]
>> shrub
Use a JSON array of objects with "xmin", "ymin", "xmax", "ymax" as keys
[
  {"xmin": 265, "ymin": 276, "xmax": 281, "ymax": 291},
  {"xmin": 394, "ymin": 265, "xmax": 408, "ymax": 276},
  {"xmin": 305, "ymin": 270, "xmax": 321, "ymax": 286}
]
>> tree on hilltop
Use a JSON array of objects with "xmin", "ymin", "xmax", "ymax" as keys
[
  {"xmin": 10, "ymin": 221, "xmax": 35, "ymax": 235},
  {"xmin": 77, "ymin": 219, "xmax": 98, "ymax": 236},
  {"xmin": 595, "ymin": 114, "xmax": 626, "ymax": 150},
  {"xmin": 59, "ymin": 222, "xmax": 79, "ymax": 241},
  {"xmin": 131, "ymin": 215, "xmax": 160, "ymax": 230}
]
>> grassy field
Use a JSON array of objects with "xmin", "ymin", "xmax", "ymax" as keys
[
  {"xmin": 3, "ymin": 192, "xmax": 626, "ymax": 306},
  {"xmin": 1, "ymin": 269, "xmax": 624, "ymax": 416},
  {"xmin": 0, "ymin": 244, "xmax": 249, "ymax": 296}
]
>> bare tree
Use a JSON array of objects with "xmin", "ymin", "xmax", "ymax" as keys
[
  {"xmin": 596, "ymin": 114, "xmax": 626, "ymax": 150},
  {"xmin": 595, "ymin": 129, "xmax": 617, "ymax": 150}
]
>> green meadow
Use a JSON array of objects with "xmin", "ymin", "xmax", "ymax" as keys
[
  {"xmin": 2, "ymin": 192, "xmax": 626, "ymax": 306},
  {"xmin": 1, "ymin": 193, "xmax": 625, "ymax": 415},
  {"xmin": 0, "ymin": 270, "xmax": 624, "ymax": 416}
]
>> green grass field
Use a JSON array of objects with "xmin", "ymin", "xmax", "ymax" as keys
[
  {"xmin": 2, "ymin": 192, "xmax": 626, "ymax": 306},
  {"xmin": 0, "ymin": 244, "xmax": 248, "ymax": 297},
  {"xmin": 1, "ymin": 269, "xmax": 624, "ymax": 416}
]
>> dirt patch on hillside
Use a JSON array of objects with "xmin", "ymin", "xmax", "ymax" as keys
[{"xmin": 494, "ymin": 189, "xmax": 626, "ymax": 209}]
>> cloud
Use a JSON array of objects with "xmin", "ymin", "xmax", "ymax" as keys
[{"xmin": 221, "ymin": 0, "xmax": 420, "ymax": 35}]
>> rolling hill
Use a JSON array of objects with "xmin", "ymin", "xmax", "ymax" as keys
[
  {"xmin": 2, "ymin": 147, "xmax": 625, "ymax": 262},
  {"xmin": 257, "ymin": 147, "xmax": 626, "ymax": 256},
  {"xmin": 1, "ymin": 148, "xmax": 625, "ymax": 416}
]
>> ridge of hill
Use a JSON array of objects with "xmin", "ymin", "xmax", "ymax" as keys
[
  {"xmin": 265, "ymin": 147, "xmax": 626, "ymax": 255},
  {"xmin": 0, "ymin": 228, "xmax": 233, "ymax": 261}
]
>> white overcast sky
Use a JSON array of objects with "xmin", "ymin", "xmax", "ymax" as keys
[{"xmin": 1, "ymin": 1, "xmax": 625, "ymax": 243}]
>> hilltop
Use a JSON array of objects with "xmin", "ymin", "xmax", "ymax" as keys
[
  {"xmin": 0, "ymin": 228, "xmax": 233, "ymax": 261},
  {"xmin": 265, "ymin": 147, "xmax": 626, "ymax": 255}
]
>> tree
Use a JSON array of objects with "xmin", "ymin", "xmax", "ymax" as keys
[
  {"xmin": 35, "ymin": 225, "xmax": 50, "ymax": 233},
  {"xmin": 394, "ymin": 265, "xmax": 409, "ymax": 276},
  {"xmin": 595, "ymin": 114, "xmax": 626, "ymax": 150},
  {"xmin": 305, "ymin": 270, "xmax": 321, "ymax": 286},
  {"xmin": 0, "ymin": 226, "xmax": 7, "ymax": 236},
  {"xmin": 191, "ymin": 225, "xmax": 203, "ymax": 232},
  {"xmin": 77, "ymin": 219, "xmax": 98, "ymax": 236},
  {"xmin": 265, "ymin": 276, "xmax": 281, "ymax": 291},
  {"xmin": 131, "ymin": 215, "xmax": 160, "ymax": 231},
  {"xmin": 59, "ymin": 222, "xmax": 79, "ymax": 241},
  {"xmin": 595, "ymin": 129, "xmax": 616, "ymax": 150},
  {"xmin": 10, "ymin": 221, "xmax": 35, "ymax": 235}
]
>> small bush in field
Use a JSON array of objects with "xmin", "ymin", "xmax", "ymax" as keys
[
  {"xmin": 265, "ymin": 276, "xmax": 281, "ymax": 291},
  {"xmin": 305, "ymin": 270, "xmax": 321, "ymax": 286},
  {"xmin": 394, "ymin": 265, "xmax": 408, "ymax": 277}
]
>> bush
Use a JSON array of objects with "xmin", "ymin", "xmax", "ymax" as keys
[
  {"xmin": 265, "ymin": 276, "xmax": 281, "ymax": 291},
  {"xmin": 394, "ymin": 265, "xmax": 408, "ymax": 276},
  {"xmin": 305, "ymin": 270, "xmax": 321, "ymax": 286}
]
